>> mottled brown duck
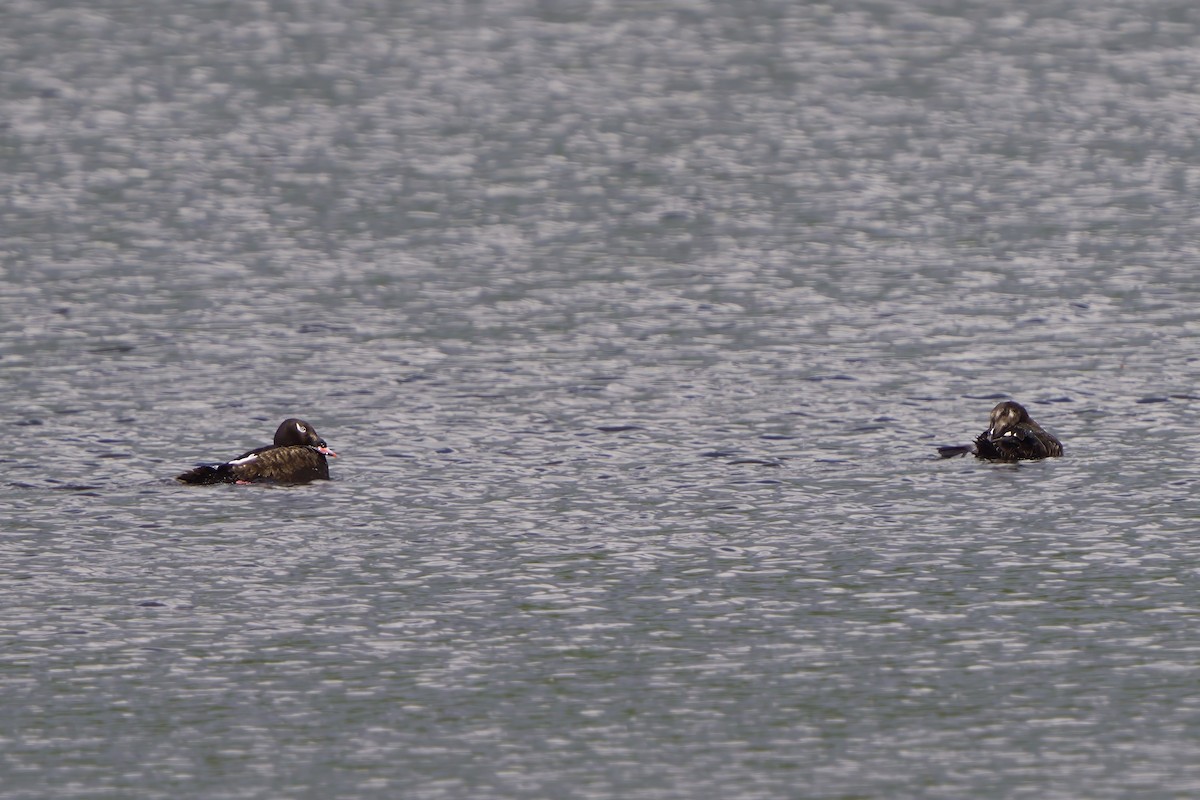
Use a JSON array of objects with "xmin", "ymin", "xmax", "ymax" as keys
[
  {"xmin": 176, "ymin": 418, "xmax": 337, "ymax": 485},
  {"xmin": 938, "ymin": 401, "xmax": 1062, "ymax": 462}
]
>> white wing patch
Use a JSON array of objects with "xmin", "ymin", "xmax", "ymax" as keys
[{"xmin": 228, "ymin": 453, "xmax": 259, "ymax": 466}]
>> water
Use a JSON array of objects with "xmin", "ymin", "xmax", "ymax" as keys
[{"xmin": 4, "ymin": 0, "xmax": 1200, "ymax": 797}]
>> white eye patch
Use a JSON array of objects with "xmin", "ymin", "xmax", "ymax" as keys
[{"xmin": 296, "ymin": 424, "xmax": 307, "ymax": 433}]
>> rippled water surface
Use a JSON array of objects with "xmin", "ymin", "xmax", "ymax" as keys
[{"xmin": 5, "ymin": 1, "xmax": 1200, "ymax": 797}]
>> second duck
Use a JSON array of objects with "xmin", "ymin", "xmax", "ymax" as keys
[{"xmin": 938, "ymin": 401, "xmax": 1063, "ymax": 462}]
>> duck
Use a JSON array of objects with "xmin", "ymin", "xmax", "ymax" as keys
[
  {"xmin": 176, "ymin": 418, "xmax": 338, "ymax": 484},
  {"xmin": 937, "ymin": 401, "xmax": 1063, "ymax": 462}
]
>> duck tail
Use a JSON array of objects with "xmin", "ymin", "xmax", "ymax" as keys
[
  {"xmin": 936, "ymin": 444, "xmax": 976, "ymax": 458},
  {"xmin": 176, "ymin": 463, "xmax": 233, "ymax": 485}
]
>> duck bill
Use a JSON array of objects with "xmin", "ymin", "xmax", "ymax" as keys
[
  {"xmin": 987, "ymin": 426, "xmax": 1011, "ymax": 441},
  {"xmin": 319, "ymin": 446, "xmax": 338, "ymax": 458}
]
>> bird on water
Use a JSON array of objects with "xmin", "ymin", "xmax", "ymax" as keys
[
  {"xmin": 937, "ymin": 401, "xmax": 1062, "ymax": 462},
  {"xmin": 176, "ymin": 418, "xmax": 338, "ymax": 484}
]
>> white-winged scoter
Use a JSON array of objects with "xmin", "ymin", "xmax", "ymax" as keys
[
  {"xmin": 176, "ymin": 418, "xmax": 338, "ymax": 484},
  {"xmin": 937, "ymin": 401, "xmax": 1063, "ymax": 462}
]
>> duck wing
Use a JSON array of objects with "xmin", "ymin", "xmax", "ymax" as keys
[
  {"xmin": 975, "ymin": 424, "xmax": 1062, "ymax": 461},
  {"xmin": 226, "ymin": 445, "xmax": 330, "ymax": 484}
]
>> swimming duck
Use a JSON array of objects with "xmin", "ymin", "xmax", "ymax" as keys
[
  {"xmin": 176, "ymin": 418, "xmax": 338, "ymax": 484},
  {"xmin": 938, "ymin": 401, "xmax": 1062, "ymax": 462}
]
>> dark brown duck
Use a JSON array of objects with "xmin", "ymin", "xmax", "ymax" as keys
[
  {"xmin": 938, "ymin": 401, "xmax": 1063, "ymax": 462},
  {"xmin": 176, "ymin": 418, "xmax": 338, "ymax": 485}
]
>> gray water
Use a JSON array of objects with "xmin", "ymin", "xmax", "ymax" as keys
[{"xmin": 4, "ymin": 1, "xmax": 1200, "ymax": 797}]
